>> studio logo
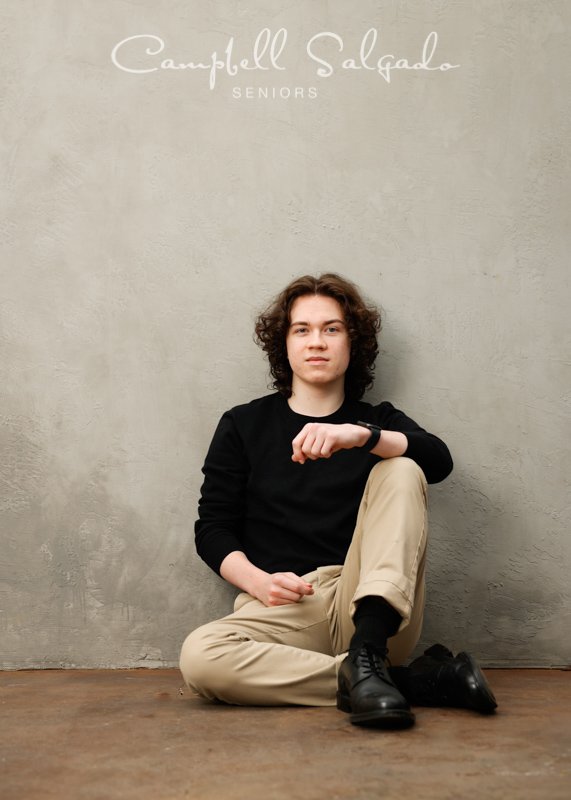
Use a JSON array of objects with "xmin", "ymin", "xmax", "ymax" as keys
[{"xmin": 111, "ymin": 27, "xmax": 460, "ymax": 99}]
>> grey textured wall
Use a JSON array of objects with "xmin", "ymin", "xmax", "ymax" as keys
[{"xmin": 1, "ymin": 0, "xmax": 569, "ymax": 669}]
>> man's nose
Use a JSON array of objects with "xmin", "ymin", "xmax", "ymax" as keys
[{"xmin": 308, "ymin": 330, "xmax": 326, "ymax": 347}]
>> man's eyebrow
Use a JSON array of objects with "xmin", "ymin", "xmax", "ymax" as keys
[{"xmin": 289, "ymin": 318, "xmax": 346, "ymax": 327}]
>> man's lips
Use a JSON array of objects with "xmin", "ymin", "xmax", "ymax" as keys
[{"xmin": 307, "ymin": 357, "xmax": 328, "ymax": 362}]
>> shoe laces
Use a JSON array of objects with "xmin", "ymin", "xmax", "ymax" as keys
[{"xmin": 355, "ymin": 644, "xmax": 392, "ymax": 678}]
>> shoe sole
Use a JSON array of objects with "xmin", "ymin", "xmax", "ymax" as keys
[
  {"xmin": 337, "ymin": 691, "xmax": 416, "ymax": 729},
  {"xmin": 456, "ymin": 652, "xmax": 498, "ymax": 714}
]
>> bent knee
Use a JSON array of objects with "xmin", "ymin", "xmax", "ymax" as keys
[
  {"xmin": 179, "ymin": 623, "xmax": 240, "ymax": 700},
  {"xmin": 369, "ymin": 456, "xmax": 427, "ymax": 490},
  {"xmin": 371, "ymin": 455, "xmax": 425, "ymax": 479},
  {"xmin": 179, "ymin": 624, "xmax": 223, "ymax": 696}
]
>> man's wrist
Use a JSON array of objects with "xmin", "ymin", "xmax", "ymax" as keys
[
  {"xmin": 220, "ymin": 551, "xmax": 267, "ymax": 599},
  {"xmin": 356, "ymin": 421, "xmax": 382, "ymax": 451},
  {"xmin": 245, "ymin": 564, "xmax": 270, "ymax": 600}
]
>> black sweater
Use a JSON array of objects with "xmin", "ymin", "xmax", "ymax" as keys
[{"xmin": 195, "ymin": 393, "xmax": 453, "ymax": 577}]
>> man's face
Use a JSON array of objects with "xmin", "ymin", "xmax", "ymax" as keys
[{"xmin": 286, "ymin": 294, "xmax": 351, "ymax": 392}]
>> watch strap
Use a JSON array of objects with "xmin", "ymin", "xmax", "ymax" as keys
[{"xmin": 356, "ymin": 421, "xmax": 382, "ymax": 452}]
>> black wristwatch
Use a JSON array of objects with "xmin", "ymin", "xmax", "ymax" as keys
[{"xmin": 356, "ymin": 421, "xmax": 382, "ymax": 452}]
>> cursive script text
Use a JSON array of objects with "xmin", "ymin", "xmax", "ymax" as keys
[
  {"xmin": 306, "ymin": 29, "xmax": 459, "ymax": 83},
  {"xmin": 110, "ymin": 27, "xmax": 460, "ymax": 90},
  {"xmin": 111, "ymin": 29, "xmax": 287, "ymax": 90}
]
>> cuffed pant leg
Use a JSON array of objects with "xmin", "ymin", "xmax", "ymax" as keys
[
  {"xmin": 179, "ymin": 579, "xmax": 345, "ymax": 706},
  {"xmin": 328, "ymin": 456, "xmax": 428, "ymax": 665}
]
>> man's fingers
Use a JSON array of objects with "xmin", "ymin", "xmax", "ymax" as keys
[
  {"xmin": 257, "ymin": 571, "xmax": 313, "ymax": 608},
  {"xmin": 292, "ymin": 423, "xmax": 342, "ymax": 462},
  {"xmin": 278, "ymin": 572, "xmax": 314, "ymax": 595},
  {"xmin": 268, "ymin": 586, "xmax": 305, "ymax": 604},
  {"xmin": 297, "ymin": 428, "xmax": 326, "ymax": 461},
  {"xmin": 291, "ymin": 425, "xmax": 312, "ymax": 463},
  {"xmin": 308, "ymin": 430, "xmax": 327, "ymax": 458},
  {"xmin": 270, "ymin": 572, "xmax": 314, "ymax": 604}
]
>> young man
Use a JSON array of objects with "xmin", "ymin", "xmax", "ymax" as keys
[{"xmin": 180, "ymin": 274, "xmax": 496, "ymax": 728}]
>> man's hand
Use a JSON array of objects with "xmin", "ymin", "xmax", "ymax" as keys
[
  {"xmin": 252, "ymin": 571, "xmax": 314, "ymax": 606},
  {"xmin": 291, "ymin": 423, "xmax": 370, "ymax": 464},
  {"xmin": 220, "ymin": 551, "xmax": 314, "ymax": 607}
]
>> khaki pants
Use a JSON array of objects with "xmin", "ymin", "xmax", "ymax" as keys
[{"xmin": 180, "ymin": 457, "xmax": 428, "ymax": 706}]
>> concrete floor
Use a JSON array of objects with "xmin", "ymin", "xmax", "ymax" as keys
[{"xmin": 1, "ymin": 669, "xmax": 570, "ymax": 800}]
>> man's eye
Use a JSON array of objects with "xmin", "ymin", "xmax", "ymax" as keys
[
  {"xmin": 294, "ymin": 327, "xmax": 307, "ymax": 334},
  {"xmin": 326, "ymin": 326, "xmax": 340, "ymax": 333}
]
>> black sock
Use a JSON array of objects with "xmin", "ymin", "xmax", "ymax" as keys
[{"xmin": 349, "ymin": 596, "xmax": 402, "ymax": 655}]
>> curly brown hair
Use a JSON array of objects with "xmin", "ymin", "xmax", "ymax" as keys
[{"xmin": 254, "ymin": 273, "xmax": 381, "ymax": 400}]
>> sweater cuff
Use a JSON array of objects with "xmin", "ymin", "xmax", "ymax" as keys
[
  {"xmin": 402, "ymin": 431, "xmax": 430, "ymax": 464},
  {"xmin": 402, "ymin": 431, "xmax": 453, "ymax": 484},
  {"xmin": 199, "ymin": 534, "xmax": 243, "ymax": 576}
]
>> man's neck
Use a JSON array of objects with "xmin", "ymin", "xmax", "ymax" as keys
[{"xmin": 287, "ymin": 381, "xmax": 345, "ymax": 418}]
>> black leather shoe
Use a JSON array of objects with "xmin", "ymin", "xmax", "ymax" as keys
[
  {"xmin": 337, "ymin": 644, "xmax": 415, "ymax": 729},
  {"xmin": 391, "ymin": 643, "xmax": 497, "ymax": 714}
]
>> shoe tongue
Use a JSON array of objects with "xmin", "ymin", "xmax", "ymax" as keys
[{"xmin": 362, "ymin": 642, "xmax": 389, "ymax": 659}]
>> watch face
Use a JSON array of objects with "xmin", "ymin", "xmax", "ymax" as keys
[{"xmin": 357, "ymin": 421, "xmax": 379, "ymax": 431}]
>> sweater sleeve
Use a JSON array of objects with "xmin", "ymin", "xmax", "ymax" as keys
[
  {"xmin": 375, "ymin": 402, "xmax": 453, "ymax": 484},
  {"xmin": 194, "ymin": 411, "xmax": 249, "ymax": 575}
]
